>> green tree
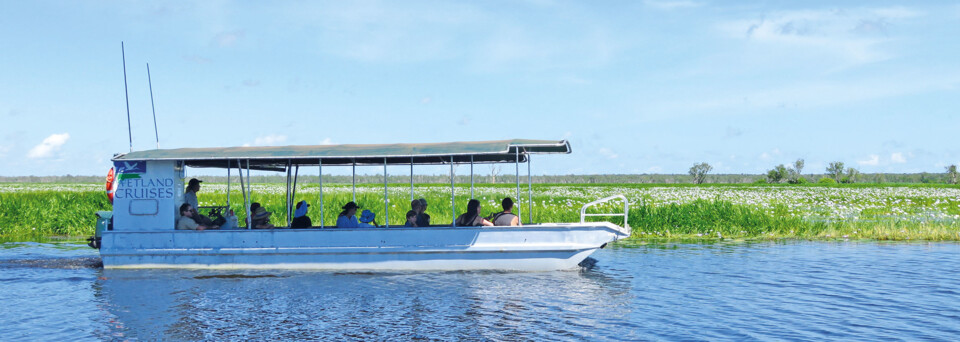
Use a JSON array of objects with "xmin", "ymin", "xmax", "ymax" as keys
[
  {"xmin": 844, "ymin": 167, "xmax": 860, "ymax": 183},
  {"xmin": 766, "ymin": 164, "xmax": 788, "ymax": 183},
  {"xmin": 826, "ymin": 161, "xmax": 845, "ymax": 182},
  {"xmin": 947, "ymin": 165, "xmax": 958, "ymax": 184},
  {"xmin": 689, "ymin": 162, "xmax": 712, "ymax": 185}
]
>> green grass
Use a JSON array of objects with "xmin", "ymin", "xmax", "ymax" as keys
[
  {"xmin": 1, "ymin": 183, "xmax": 959, "ymax": 242},
  {"xmin": 0, "ymin": 190, "xmax": 111, "ymax": 241},
  {"xmin": 625, "ymin": 199, "xmax": 960, "ymax": 242}
]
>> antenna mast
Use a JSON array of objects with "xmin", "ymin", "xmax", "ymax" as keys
[
  {"xmin": 121, "ymin": 42, "xmax": 133, "ymax": 152},
  {"xmin": 147, "ymin": 63, "xmax": 159, "ymax": 149}
]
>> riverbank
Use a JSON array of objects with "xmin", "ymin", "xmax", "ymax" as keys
[{"xmin": 2, "ymin": 183, "xmax": 958, "ymax": 241}]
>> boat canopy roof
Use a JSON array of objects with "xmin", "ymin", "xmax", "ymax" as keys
[{"xmin": 113, "ymin": 139, "xmax": 570, "ymax": 169}]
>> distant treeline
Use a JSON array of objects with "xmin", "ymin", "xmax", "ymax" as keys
[{"xmin": 2, "ymin": 173, "xmax": 957, "ymax": 184}]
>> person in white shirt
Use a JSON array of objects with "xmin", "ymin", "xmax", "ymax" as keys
[
  {"xmin": 184, "ymin": 178, "xmax": 201, "ymax": 209},
  {"xmin": 182, "ymin": 178, "xmax": 215, "ymax": 226}
]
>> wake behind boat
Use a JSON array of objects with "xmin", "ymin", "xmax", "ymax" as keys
[{"xmin": 92, "ymin": 139, "xmax": 631, "ymax": 271}]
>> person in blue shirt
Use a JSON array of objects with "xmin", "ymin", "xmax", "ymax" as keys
[
  {"xmin": 336, "ymin": 202, "xmax": 377, "ymax": 228},
  {"xmin": 404, "ymin": 210, "xmax": 418, "ymax": 227}
]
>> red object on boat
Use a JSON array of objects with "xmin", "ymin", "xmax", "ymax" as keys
[{"xmin": 106, "ymin": 167, "xmax": 116, "ymax": 204}]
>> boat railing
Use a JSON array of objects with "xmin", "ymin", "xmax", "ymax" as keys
[
  {"xmin": 580, "ymin": 195, "xmax": 630, "ymax": 234},
  {"xmin": 197, "ymin": 205, "xmax": 229, "ymax": 216}
]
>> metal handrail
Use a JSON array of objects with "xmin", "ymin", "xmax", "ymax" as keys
[{"xmin": 579, "ymin": 195, "xmax": 630, "ymax": 231}]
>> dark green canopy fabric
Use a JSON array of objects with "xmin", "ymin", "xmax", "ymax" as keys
[{"xmin": 113, "ymin": 139, "xmax": 570, "ymax": 169}]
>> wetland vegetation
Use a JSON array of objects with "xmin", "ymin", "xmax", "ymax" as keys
[{"xmin": 2, "ymin": 183, "xmax": 958, "ymax": 242}]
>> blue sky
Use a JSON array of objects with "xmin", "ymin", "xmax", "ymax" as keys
[{"xmin": 1, "ymin": 1, "xmax": 959, "ymax": 176}]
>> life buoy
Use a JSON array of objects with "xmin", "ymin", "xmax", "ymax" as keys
[{"xmin": 106, "ymin": 167, "xmax": 117, "ymax": 204}]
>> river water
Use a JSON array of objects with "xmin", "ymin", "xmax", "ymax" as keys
[{"xmin": 1, "ymin": 241, "xmax": 958, "ymax": 341}]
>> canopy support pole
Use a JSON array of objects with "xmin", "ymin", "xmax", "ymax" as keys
[
  {"xmin": 410, "ymin": 157, "xmax": 414, "ymax": 201},
  {"xmin": 527, "ymin": 153, "xmax": 533, "ymax": 224},
  {"xmin": 292, "ymin": 165, "xmax": 299, "ymax": 203},
  {"xmin": 450, "ymin": 157, "xmax": 456, "ymax": 227},
  {"xmin": 318, "ymin": 158, "xmax": 324, "ymax": 228},
  {"xmin": 245, "ymin": 159, "xmax": 251, "ymax": 229},
  {"xmin": 384, "ymin": 158, "xmax": 389, "ymax": 228},
  {"xmin": 470, "ymin": 155, "xmax": 474, "ymax": 199},
  {"xmin": 291, "ymin": 164, "xmax": 299, "ymax": 227},
  {"xmin": 515, "ymin": 149, "xmax": 521, "ymax": 219},
  {"xmin": 285, "ymin": 160, "xmax": 292, "ymax": 227},
  {"xmin": 237, "ymin": 160, "xmax": 247, "ymax": 228},
  {"xmin": 226, "ymin": 160, "xmax": 231, "ymax": 212},
  {"xmin": 352, "ymin": 161, "xmax": 357, "ymax": 202}
]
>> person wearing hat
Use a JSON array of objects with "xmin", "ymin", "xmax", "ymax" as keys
[
  {"xmin": 251, "ymin": 207, "xmax": 275, "ymax": 229},
  {"xmin": 291, "ymin": 200, "xmax": 312, "ymax": 228},
  {"xmin": 336, "ymin": 201, "xmax": 377, "ymax": 228},
  {"xmin": 183, "ymin": 178, "xmax": 215, "ymax": 226},
  {"xmin": 184, "ymin": 178, "xmax": 203, "ymax": 210}
]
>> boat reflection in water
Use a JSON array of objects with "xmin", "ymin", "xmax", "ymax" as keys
[{"xmin": 94, "ymin": 263, "xmax": 634, "ymax": 340}]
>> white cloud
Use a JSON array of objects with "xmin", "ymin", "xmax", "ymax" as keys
[
  {"xmin": 319, "ymin": 138, "xmax": 333, "ymax": 145},
  {"xmin": 891, "ymin": 152, "xmax": 906, "ymax": 163},
  {"xmin": 598, "ymin": 147, "xmax": 618, "ymax": 159},
  {"xmin": 243, "ymin": 134, "xmax": 287, "ymax": 147},
  {"xmin": 643, "ymin": 0, "xmax": 702, "ymax": 10},
  {"xmin": 759, "ymin": 148, "xmax": 780, "ymax": 161},
  {"xmin": 286, "ymin": 2, "xmax": 622, "ymax": 72},
  {"xmin": 298, "ymin": 2, "xmax": 478, "ymax": 63},
  {"xmin": 27, "ymin": 133, "xmax": 69, "ymax": 159},
  {"xmin": 475, "ymin": 25, "xmax": 618, "ymax": 72},
  {"xmin": 646, "ymin": 166, "xmax": 662, "ymax": 173},
  {"xmin": 718, "ymin": 7, "xmax": 923, "ymax": 68},
  {"xmin": 858, "ymin": 154, "xmax": 880, "ymax": 166},
  {"xmin": 212, "ymin": 30, "xmax": 245, "ymax": 47}
]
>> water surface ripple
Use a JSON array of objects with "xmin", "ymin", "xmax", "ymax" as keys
[{"xmin": 1, "ymin": 241, "xmax": 958, "ymax": 341}]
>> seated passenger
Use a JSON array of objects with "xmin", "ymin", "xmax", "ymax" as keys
[
  {"xmin": 416, "ymin": 198, "xmax": 431, "ymax": 227},
  {"xmin": 291, "ymin": 200, "xmax": 312, "ymax": 228},
  {"xmin": 490, "ymin": 197, "xmax": 521, "ymax": 226},
  {"xmin": 359, "ymin": 209, "xmax": 379, "ymax": 226},
  {"xmin": 404, "ymin": 210, "xmax": 418, "ymax": 227},
  {"xmin": 177, "ymin": 203, "xmax": 218, "ymax": 230},
  {"xmin": 455, "ymin": 199, "xmax": 494, "ymax": 227},
  {"xmin": 336, "ymin": 202, "xmax": 377, "ymax": 228},
  {"xmin": 410, "ymin": 199, "xmax": 422, "ymax": 219},
  {"xmin": 251, "ymin": 207, "xmax": 275, "ymax": 229}
]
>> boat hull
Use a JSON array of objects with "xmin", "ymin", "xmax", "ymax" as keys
[{"xmin": 99, "ymin": 223, "xmax": 628, "ymax": 271}]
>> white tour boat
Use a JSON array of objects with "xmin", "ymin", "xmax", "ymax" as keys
[{"xmin": 90, "ymin": 139, "xmax": 630, "ymax": 271}]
